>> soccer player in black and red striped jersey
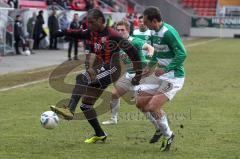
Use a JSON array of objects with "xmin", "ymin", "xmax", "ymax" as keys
[{"xmin": 50, "ymin": 9, "xmax": 142, "ymax": 143}]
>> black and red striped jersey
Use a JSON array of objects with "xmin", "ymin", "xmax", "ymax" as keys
[{"xmin": 65, "ymin": 27, "xmax": 142, "ymax": 74}]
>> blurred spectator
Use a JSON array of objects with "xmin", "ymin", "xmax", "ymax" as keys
[
  {"xmin": 6, "ymin": 24, "xmax": 13, "ymax": 48},
  {"xmin": 102, "ymin": 0, "xmax": 114, "ymax": 6},
  {"xmin": 48, "ymin": 10, "xmax": 59, "ymax": 50},
  {"xmin": 68, "ymin": 13, "xmax": 80, "ymax": 60},
  {"xmin": 27, "ymin": 12, "xmax": 37, "ymax": 53},
  {"xmin": 125, "ymin": 13, "xmax": 134, "ymax": 35},
  {"xmin": 85, "ymin": 0, "xmax": 94, "ymax": 10},
  {"xmin": 33, "ymin": 10, "xmax": 46, "ymax": 49},
  {"xmin": 70, "ymin": 0, "xmax": 86, "ymax": 11},
  {"xmin": 7, "ymin": 0, "xmax": 18, "ymax": 8},
  {"xmin": 58, "ymin": 0, "xmax": 69, "ymax": 9},
  {"xmin": 27, "ymin": 12, "xmax": 37, "ymax": 39},
  {"xmin": 14, "ymin": 15, "xmax": 26, "ymax": 55},
  {"xmin": 133, "ymin": 13, "xmax": 139, "ymax": 29},
  {"xmin": 79, "ymin": 16, "xmax": 88, "ymax": 55},
  {"xmin": 80, "ymin": 16, "xmax": 88, "ymax": 30},
  {"xmin": 59, "ymin": 12, "xmax": 70, "ymax": 30},
  {"xmin": 106, "ymin": 15, "xmax": 114, "ymax": 28}
]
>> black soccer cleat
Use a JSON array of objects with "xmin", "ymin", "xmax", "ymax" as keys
[
  {"xmin": 160, "ymin": 133, "xmax": 175, "ymax": 151},
  {"xmin": 149, "ymin": 130, "xmax": 163, "ymax": 143}
]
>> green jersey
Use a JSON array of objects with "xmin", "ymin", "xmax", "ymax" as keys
[
  {"xmin": 120, "ymin": 36, "xmax": 147, "ymax": 74},
  {"xmin": 133, "ymin": 29, "xmax": 151, "ymax": 44},
  {"xmin": 133, "ymin": 29, "xmax": 152, "ymax": 61},
  {"xmin": 149, "ymin": 23, "xmax": 187, "ymax": 77}
]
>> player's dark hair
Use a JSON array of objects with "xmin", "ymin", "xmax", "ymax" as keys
[
  {"xmin": 143, "ymin": 6, "xmax": 162, "ymax": 22},
  {"xmin": 116, "ymin": 20, "xmax": 130, "ymax": 31},
  {"xmin": 87, "ymin": 8, "xmax": 105, "ymax": 23}
]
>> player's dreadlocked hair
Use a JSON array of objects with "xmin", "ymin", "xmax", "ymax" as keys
[
  {"xmin": 87, "ymin": 8, "xmax": 105, "ymax": 23},
  {"xmin": 143, "ymin": 6, "xmax": 162, "ymax": 22}
]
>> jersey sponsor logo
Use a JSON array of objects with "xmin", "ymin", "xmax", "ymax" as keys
[
  {"xmin": 101, "ymin": 37, "xmax": 106, "ymax": 43},
  {"xmin": 94, "ymin": 43, "xmax": 103, "ymax": 51},
  {"xmin": 152, "ymin": 36, "xmax": 162, "ymax": 44},
  {"xmin": 157, "ymin": 58, "xmax": 172, "ymax": 67},
  {"xmin": 153, "ymin": 44, "xmax": 170, "ymax": 52},
  {"xmin": 145, "ymin": 36, "xmax": 150, "ymax": 40}
]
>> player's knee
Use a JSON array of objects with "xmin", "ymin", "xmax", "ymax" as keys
[
  {"xmin": 111, "ymin": 91, "xmax": 119, "ymax": 99},
  {"xmin": 136, "ymin": 103, "xmax": 149, "ymax": 112},
  {"xmin": 136, "ymin": 99, "xmax": 146, "ymax": 110},
  {"xmin": 147, "ymin": 96, "xmax": 167, "ymax": 111}
]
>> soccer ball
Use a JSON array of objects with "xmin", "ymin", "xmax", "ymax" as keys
[
  {"xmin": 23, "ymin": 50, "xmax": 31, "ymax": 56},
  {"xmin": 40, "ymin": 111, "xmax": 59, "ymax": 129}
]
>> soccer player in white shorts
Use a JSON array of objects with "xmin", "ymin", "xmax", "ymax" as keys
[
  {"xmin": 138, "ymin": 71, "xmax": 184, "ymax": 101},
  {"xmin": 135, "ymin": 7, "xmax": 187, "ymax": 151}
]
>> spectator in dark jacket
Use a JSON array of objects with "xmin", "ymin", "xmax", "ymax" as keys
[
  {"xmin": 14, "ymin": 15, "xmax": 26, "ymax": 55},
  {"xmin": 27, "ymin": 12, "xmax": 37, "ymax": 39},
  {"xmin": 68, "ymin": 13, "xmax": 80, "ymax": 60},
  {"xmin": 33, "ymin": 10, "xmax": 46, "ymax": 49},
  {"xmin": 48, "ymin": 10, "xmax": 59, "ymax": 49}
]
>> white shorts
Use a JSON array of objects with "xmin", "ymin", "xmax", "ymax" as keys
[
  {"xmin": 115, "ymin": 72, "xmax": 136, "ymax": 91},
  {"xmin": 136, "ymin": 71, "xmax": 185, "ymax": 100}
]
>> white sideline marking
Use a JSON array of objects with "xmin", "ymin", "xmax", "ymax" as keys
[
  {"xmin": 185, "ymin": 38, "xmax": 219, "ymax": 48},
  {"xmin": 0, "ymin": 79, "xmax": 48, "ymax": 92},
  {"xmin": 0, "ymin": 38, "xmax": 219, "ymax": 92}
]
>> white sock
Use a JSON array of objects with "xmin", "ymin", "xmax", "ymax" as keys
[
  {"xmin": 156, "ymin": 115, "xmax": 172, "ymax": 138},
  {"xmin": 110, "ymin": 98, "xmax": 120, "ymax": 120},
  {"xmin": 144, "ymin": 112, "xmax": 160, "ymax": 131}
]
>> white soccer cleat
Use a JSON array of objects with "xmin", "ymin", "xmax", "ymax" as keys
[{"xmin": 102, "ymin": 118, "xmax": 117, "ymax": 125}]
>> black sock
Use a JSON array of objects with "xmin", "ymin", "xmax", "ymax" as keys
[
  {"xmin": 68, "ymin": 73, "xmax": 90, "ymax": 112},
  {"xmin": 68, "ymin": 95, "xmax": 81, "ymax": 113},
  {"xmin": 80, "ymin": 103, "xmax": 105, "ymax": 136}
]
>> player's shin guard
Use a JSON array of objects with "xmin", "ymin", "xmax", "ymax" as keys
[
  {"xmin": 68, "ymin": 72, "xmax": 91, "ymax": 112},
  {"xmin": 80, "ymin": 103, "xmax": 105, "ymax": 136}
]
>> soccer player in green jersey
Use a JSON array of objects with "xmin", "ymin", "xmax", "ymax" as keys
[
  {"xmin": 135, "ymin": 7, "xmax": 187, "ymax": 151},
  {"xmin": 133, "ymin": 15, "xmax": 151, "ymax": 45},
  {"xmin": 102, "ymin": 20, "xmax": 153, "ymax": 123},
  {"xmin": 133, "ymin": 15, "xmax": 152, "ymax": 62}
]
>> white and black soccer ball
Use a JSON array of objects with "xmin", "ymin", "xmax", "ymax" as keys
[{"xmin": 40, "ymin": 111, "xmax": 59, "ymax": 129}]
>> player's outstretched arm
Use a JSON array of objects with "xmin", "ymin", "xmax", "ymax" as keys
[
  {"xmin": 54, "ymin": 29, "xmax": 90, "ymax": 40},
  {"xmin": 142, "ymin": 43, "xmax": 154, "ymax": 57}
]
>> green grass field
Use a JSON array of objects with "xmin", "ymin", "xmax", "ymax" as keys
[{"xmin": 0, "ymin": 38, "xmax": 240, "ymax": 159}]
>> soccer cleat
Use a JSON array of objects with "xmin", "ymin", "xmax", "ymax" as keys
[
  {"xmin": 50, "ymin": 105, "xmax": 74, "ymax": 120},
  {"xmin": 149, "ymin": 130, "xmax": 163, "ymax": 143},
  {"xmin": 84, "ymin": 134, "xmax": 107, "ymax": 144},
  {"xmin": 160, "ymin": 133, "xmax": 175, "ymax": 151},
  {"xmin": 102, "ymin": 118, "xmax": 117, "ymax": 125}
]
